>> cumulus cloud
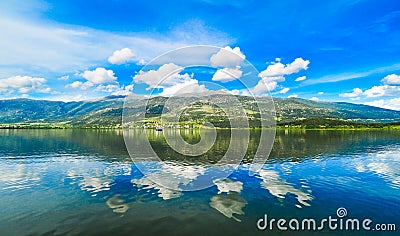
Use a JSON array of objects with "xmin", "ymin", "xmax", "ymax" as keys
[
  {"xmin": 227, "ymin": 89, "xmax": 250, "ymax": 96},
  {"xmin": 295, "ymin": 76, "xmax": 306, "ymax": 82},
  {"xmin": 134, "ymin": 63, "xmax": 187, "ymax": 90},
  {"xmin": 365, "ymin": 98, "xmax": 400, "ymax": 111},
  {"xmin": 95, "ymin": 84, "xmax": 134, "ymax": 96},
  {"xmin": 0, "ymin": 75, "xmax": 50, "ymax": 94},
  {"xmin": 211, "ymin": 67, "xmax": 243, "ymax": 82},
  {"xmin": 259, "ymin": 58, "xmax": 310, "ymax": 78},
  {"xmin": 81, "ymin": 67, "xmax": 117, "ymax": 84},
  {"xmin": 340, "ymin": 73, "xmax": 400, "ymax": 101},
  {"xmin": 252, "ymin": 57, "xmax": 310, "ymax": 95},
  {"xmin": 364, "ymin": 85, "xmax": 400, "ymax": 98},
  {"xmin": 381, "ymin": 74, "xmax": 400, "ymax": 85},
  {"xmin": 251, "ymin": 80, "xmax": 278, "ymax": 95},
  {"xmin": 317, "ymin": 91, "xmax": 324, "ymax": 95},
  {"xmin": 339, "ymin": 74, "xmax": 400, "ymax": 101},
  {"xmin": 210, "ymin": 46, "xmax": 245, "ymax": 68},
  {"xmin": 279, "ymin": 88, "xmax": 290, "ymax": 94},
  {"xmin": 65, "ymin": 80, "xmax": 134, "ymax": 96},
  {"xmin": 58, "ymin": 75, "xmax": 69, "ymax": 81},
  {"xmin": 339, "ymin": 88, "xmax": 363, "ymax": 98},
  {"xmin": 65, "ymin": 81, "xmax": 94, "ymax": 90},
  {"xmin": 160, "ymin": 79, "xmax": 208, "ymax": 96},
  {"xmin": 133, "ymin": 63, "xmax": 208, "ymax": 96},
  {"xmin": 108, "ymin": 48, "xmax": 137, "ymax": 64},
  {"xmin": 250, "ymin": 75, "xmax": 288, "ymax": 95},
  {"xmin": 310, "ymin": 97, "xmax": 319, "ymax": 101}
]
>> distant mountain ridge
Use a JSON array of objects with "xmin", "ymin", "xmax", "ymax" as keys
[{"xmin": 0, "ymin": 95, "xmax": 400, "ymax": 126}]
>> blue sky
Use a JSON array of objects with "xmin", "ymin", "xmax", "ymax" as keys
[{"xmin": 0, "ymin": 0, "xmax": 400, "ymax": 110}]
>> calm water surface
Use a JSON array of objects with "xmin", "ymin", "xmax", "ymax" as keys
[{"xmin": 0, "ymin": 129, "xmax": 399, "ymax": 236}]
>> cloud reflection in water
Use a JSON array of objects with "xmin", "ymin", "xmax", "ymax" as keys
[{"xmin": 256, "ymin": 169, "xmax": 313, "ymax": 208}]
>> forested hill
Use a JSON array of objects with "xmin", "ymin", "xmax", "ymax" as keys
[{"xmin": 0, "ymin": 95, "xmax": 399, "ymax": 127}]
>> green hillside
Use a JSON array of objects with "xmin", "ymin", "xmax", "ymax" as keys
[{"xmin": 0, "ymin": 95, "xmax": 400, "ymax": 128}]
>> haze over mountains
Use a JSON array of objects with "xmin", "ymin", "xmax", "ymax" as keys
[{"xmin": 1, "ymin": 95, "xmax": 400, "ymax": 127}]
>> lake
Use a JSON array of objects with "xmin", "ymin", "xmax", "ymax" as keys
[{"xmin": 0, "ymin": 129, "xmax": 399, "ymax": 235}]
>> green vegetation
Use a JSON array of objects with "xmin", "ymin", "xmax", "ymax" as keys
[
  {"xmin": 277, "ymin": 118, "xmax": 400, "ymax": 130},
  {"xmin": 0, "ymin": 95, "xmax": 400, "ymax": 129}
]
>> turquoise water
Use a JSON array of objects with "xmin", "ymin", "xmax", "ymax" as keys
[{"xmin": 0, "ymin": 129, "xmax": 399, "ymax": 235}]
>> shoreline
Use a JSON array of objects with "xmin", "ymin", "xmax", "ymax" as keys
[{"xmin": 1, "ymin": 125, "xmax": 400, "ymax": 131}]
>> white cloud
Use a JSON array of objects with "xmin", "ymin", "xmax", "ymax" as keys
[
  {"xmin": 339, "ymin": 88, "xmax": 363, "ymax": 98},
  {"xmin": 295, "ymin": 76, "xmax": 306, "ymax": 82},
  {"xmin": 279, "ymin": 88, "xmax": 290, "ymax": 94},
  {"xmin": 57, "ymin": 75, "xmax": 69, "ymax": 81},
  {"xmin": 134, "ymin": 63, "xmax": 187, "ymax": 90},
  {"xmin": 310, "ymin": 97, "xmax": 319, "ymax": 101},
  {"xmin": 211, "ymin": 67, "xmax": 243, "ymax": 82},
  {"xmin": 288, "ymin": 94, "xmax": 298, "ymax": 98},
  {"xmin": 303, "ymin": 63, "xmax": 400, "ymax": 86},
  {"xmin": 160, "ymin": 79, "xmax": 208, "ymax": 96},
  {"xmin": 81, "ymin": 67, "xmax": 117, "ymax": 84},
  {"xmin": 210, "ymin": 46, "xmax": 245, "ymax": 68},
  {"xmin": 340, "ymin": 74, "xmax": 400, "ymax": 100},
  {"xmin": 262, "ymin": 75, "xmax": 286, "ymax": 83},
  {"xmin": 259, "ymin": 58, "xmax": 310, "ymax": 78},
  {"xmin": 228, "ymin": 89, "xmax": 250, "ymax": 96},
  {"xmin": 63, "ymin": 82, "xmax": 134, "ymax": 98},
  {"xmin": 108, "ymin": 48, "xmax": 137, "ymax": 64},
  {"xmin": 364, "ymin": 98, "xmax": 400, "ymax": 111},
  {"xmin": 65, "ymin": 81, "xmax": 94, "ymax": 90},
  {"xmin": 0, "ymin": 75, "xmax": 50, "ymax": 94},
  {"xmin": 250, "ymin": 75, "xmax": 287, "ymax": 95},
  {"xmin": 44, "ymin": 93, "xmax": 100, "ymax": 102},
  {"xmin": 253, "ymin": 58, "xmax": 309, "ymax": 94},
  {"xmin": 95, "ymin": 84, "xmax": 134, "ymax": 96},
  {"xmin": 317, "ymin": 91, "xmax": 324, "ymax": 95},
  {"xmin": 381, "ymin": 74, "xmax": 400, "ymax": 85},
  {"xmin": 0, "ymin": 12, "xmax": 231, "ymax": 78},
  {"xmin": 364, "ymin": 85, "xmax": 400, "ymax": 98},
  {"xmin": 134, "ymin": 62, "xmax": 210, "ymax": 96},
  {"xmin": 251, "ymin": 80, "xmax": 278, "ymax": 95}
]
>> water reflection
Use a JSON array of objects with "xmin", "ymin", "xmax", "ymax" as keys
[
  {"xmin": 66, "ymin": 163, "xmax": 113, "ymax": 196},
  {"xmin": 214, "ymin": 178, "xmax": 243, "ymax": 194},
  {"xmin": 354, "ymin": 148, "xmax": 400, "ymax": 189},
  {"xmin": 269, "ymin": 129, "xmax": 400, "ymax": 162},
  {"xmin": 106, "ymin": 194, "xmax": 130, "ymax": 214},
  {"xmin": 0, "ymin": 162, "xmax": 44, "ymax": 190},
  {"xmin": 210, "ymin": 178, "xmax": 247, "ymax": 222},
  {"xmin": 125, "ymin": 128, "xmax": 249, "ymax": 191},
  {"xmin": 1, "ymin": 129, "xmax": 400, "ymax": 235},
  {"xmin": 210, "ymin": 194, "xmax": 247, "ymax": 222},
  {"xmin": 132, "ymin": 161, "xmax": 208, "ymax": 200},
  {"xmin": 1, "ymin": 129, "xmax": 399, "ymax": 164},
  {"xmin": 256, "ymin": 169, "xmax": 312, "ymax": 208}
]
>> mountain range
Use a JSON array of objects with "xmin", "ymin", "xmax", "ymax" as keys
[{"xmin": 1, "ymin": 95, "xmax": 400, "ymax": 127}]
